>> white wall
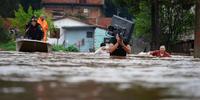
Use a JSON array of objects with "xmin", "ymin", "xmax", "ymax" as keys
[{"xmin": 48, "ymin": 18, "xmax": 91, "ymax": 46}]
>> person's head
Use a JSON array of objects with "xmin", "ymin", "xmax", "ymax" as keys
[
  {"xmin": 31, "ymin": 18, "xmax": 37, "ymax": 26},
  {"xmin": 159, "ymin": 45, "xmax": 166, "ymax": 53},
  {"xmin": 31, "ymin": 15, "xmax": 37, "ymax": 19},
  {"xmin": 100, "ymin": 43, "xmax": 106, "ymax": 47},
  {"xmin": 40, "ymin": 15, "xmax": 45, "ymax": 21}
]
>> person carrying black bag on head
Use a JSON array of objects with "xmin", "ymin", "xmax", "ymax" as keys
[{"xmin": 109, "ymin": 34, "xmax": 131, "ymax": 57}]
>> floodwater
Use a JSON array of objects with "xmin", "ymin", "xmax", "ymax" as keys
[{"xmin": 0, "ymin": 51, "xmax": 200, "ymax": 100}]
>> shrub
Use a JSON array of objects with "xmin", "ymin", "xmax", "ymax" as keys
[
  {"xmin": 52, "ymin": 45, "xmax": 79, "ymax": 52},
  {"xmin": 12, "ymin": 4, "xmax": 54, "ymax": 35},
  {"xmin": 0, "ymin": 41, "xmax": 16, "ymax": 51},
  {"xmin": 52, "ymin": 45, "xmax": 67, "ymax": 52},
  {"xmin": 0, "ymin": 18, "xmax": 11, "ymax": 42},
  {"xmin": 66, "ymin": 45, "xmax": 79, "ymax": 52}
]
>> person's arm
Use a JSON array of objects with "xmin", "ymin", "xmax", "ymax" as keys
[
  {"xmin": 95, "ymin": 48, "xmax": 102, "ymax": 54},
  {"xmin": 120, "ymin": 41, "xmax": 131, "ymax": 54},
  {"xmin": 45, "ymin": 21, "xmax": 48, "ymax": 30},
  {"xmin": 122, "ymin": 44, "xmax": 131, "ymax": 54},
  {"xmin": 109, "ymin": 43, "xmax": 119, "ymax": 53},
  {"xmin": 164, "ymin": 52, "xmax": 171, "ymax": 57},
  {"xmin": 150, "ymin": 50, "xmax": 158, "ymax": 55}
]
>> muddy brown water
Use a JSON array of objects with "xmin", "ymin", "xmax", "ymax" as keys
[{"xmin": 0, "ymin": 51, "xmax": 200, "ymax": 100}]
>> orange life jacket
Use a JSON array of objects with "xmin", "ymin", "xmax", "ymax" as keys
[{"xmin": 37, "ymin": 18, "xmax": 48, "ymax": 42}]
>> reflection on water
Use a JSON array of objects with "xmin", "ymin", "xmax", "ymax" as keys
[{"xmin": 0, "ymin": 51, "xmax": 200, "ymax": 100}]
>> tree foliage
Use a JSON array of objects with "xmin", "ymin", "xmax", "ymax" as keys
[
  {"xmin": 0, "ymin": 18, "xmax": 10, "ymax": 42},
  {"xmin": 112, "ymin": 0, "xmax": 195, "ymax": 48},
  {"xmin": 112, "ymin": 0, "xmax": 151, "ymax": 39},
  {"xmin": 11, "ymin": 4, "xmax": 54, "ymax": 35},
  {"xmin": 159, "ymin": 0, "xmax": 195, "ymax": 46},
  {"xmin": 134, "ymin": 1, "xmax": 151, "ymax": 37}
]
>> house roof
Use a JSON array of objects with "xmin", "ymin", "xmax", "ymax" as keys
[
  {"xmin": 42, "ymin": 0, "xmax": 104, "ymax": 6},
  {"xmin": 54, "ymin": 16, "xmax": 93, "ymax": 25},
  {"xmin": 53, "ymin": 17, "xmax": 94, "ymax": 29},
  {"xmin": 53, "ymin": 16, "xmax": 112, "ymax": 29},
  {"xmin": 62, "ymin": 25, "xmax": 96, "ymax": 29}
]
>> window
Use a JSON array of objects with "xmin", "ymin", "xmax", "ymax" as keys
[
  {"xmin": 87, "ymin": 32, "xmax": 93, "ymax": 38},
  {"xmin": 83, "ymin": 8, "xmax": 89, "ymax": 16},
  {"xmin": 50, "ymin": 28, "xmax": 60, "ymax": 38}
]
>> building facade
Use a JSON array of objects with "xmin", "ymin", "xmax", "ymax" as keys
[
  {"xmin": 42, "ymin": 0, "xmax": 110, "ymax": 25},
  {"xmin": 48, "ymin": 17, "xmax": 95, "ymax": 52}
]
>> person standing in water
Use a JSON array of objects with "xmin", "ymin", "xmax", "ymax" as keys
[
  {"xmin": 95, "ymin": 43, "xmax": 109, "ymax": 55},
  {"xmin": 109, "ymin": 34, "xmax": 131, "ymax": 56},
  {"xmin": 150, "ymin": 45, "xmax": 171, "ymax": 57},
  {"xmin": 38, "ymin": 15, "xmax": 48, "ymax": 42}
]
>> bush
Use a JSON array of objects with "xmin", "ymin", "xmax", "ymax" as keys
[
  {"xmin": 66, "ymin": 45, "xmax": 79, "ymax": 52},
  {"xmin": 12, "ymin": 4, "xmax": 54, "ymax": 35},
  {"xmin": 0, "ymin": 41, "xmax": 16, "ymax": 51},
  {"xmin": 52, "ymin": 45, "xmax": 79, "ymax": 52},
  {"xmin": 0, "ymin": 18, "xmax": 11, "ymax": 42},
  {"xmin": 52, "ymin": 45, "xmax": 67, "ymax": 52}
]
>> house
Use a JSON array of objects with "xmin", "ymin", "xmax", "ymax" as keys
[
  {"xmin": 41, "ymin": 0, "xmax": 111, "ymax": 28},
  {"xmin": 48, "ymin": 17, "xmax": 96, "ymax": 52},
  {"xmin": 94, "ymin": 27, "xmax": 108, "ymax": 50}
]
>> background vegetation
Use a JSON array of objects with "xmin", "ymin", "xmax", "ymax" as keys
[
  {"xmin": 52, "ymin": 45, "xmax": 79, "ymax": 52},
  {"xmin": 12, "ymin": 4, "xmax": 54, "ymax": 35}
]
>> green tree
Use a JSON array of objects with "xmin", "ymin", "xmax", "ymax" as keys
[
  {"xmin": 12, "ymin": 4, "xmax": 54, "ymax": 35},
  {"xmin": 134, "ymin": 1, "xmax": 151, "ymax": 38},
  {"xmin": 112, "ymin": 0, "xmax": 150, "ymax": 38},
  {"xmin": 12, "ymin": 5, "xmax": 33, "ymax": 34},
  {"xmin": 0, "ymin": 18, "xmax": 10, "ymax": 42},
  {"xmin": 113, "ymin": 0, "xmax": 195, "ymax": 50},
  {"xmin": 159, "ymin": 0, "xmax": 195, "ymax": 50}
]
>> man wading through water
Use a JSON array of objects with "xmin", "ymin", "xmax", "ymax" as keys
[{"xmin": 109, "ymin": 34, "xmax": 131, "ymax": 57}]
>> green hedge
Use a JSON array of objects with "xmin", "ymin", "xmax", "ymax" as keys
[
  {"xmin": 52, "ymin": 45, "xmax": 79, "ymax": 52},
  {"xmin": 0, "ymin": 41, "xmax": 16, "ymax": 51}
]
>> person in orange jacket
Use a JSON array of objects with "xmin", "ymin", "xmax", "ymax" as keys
[{"xmin": 37, "ymin": 15, "xmax": 48, "ymax": 42}]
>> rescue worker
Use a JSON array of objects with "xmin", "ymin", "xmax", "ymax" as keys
[{"xmin": 37, "ymin": 15, "xmax": 48, "ymax": 42}]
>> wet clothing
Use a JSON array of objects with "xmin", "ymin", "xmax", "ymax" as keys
[
  {"xmin": 37, "ymin": 18, "xmax": 48, "ymax": 42},
  {"xmin": 95, "ymin": 47, "xmax": 109, "ymax": 55},
  {"xmin": 110, "ymin": 37, "xmax": 129, "ymax": 56},
  {"xmin": 150, "ymin": 50, "xmax": 171, "ymax": 57},
  {"xmin": 25, "ymin": 23, "xmax": 44, "ymax": 40},
  {"xmin": 26, "ymin": 16, "xmax": 38, "ymax": 30}
]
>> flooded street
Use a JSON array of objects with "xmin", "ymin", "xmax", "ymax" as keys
[{"xmin": 0, "ymin": 51, "xmax": 200, "ymax": 100}]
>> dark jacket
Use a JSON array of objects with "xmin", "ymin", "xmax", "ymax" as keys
[{"xmin": 25, "ymin": 23, "xmax": 44, "ymax": 40}]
